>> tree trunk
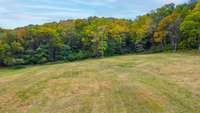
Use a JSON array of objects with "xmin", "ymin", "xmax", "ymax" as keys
[
  {"xmin": 198, "ymin": 44, "xmax": 200, "ymax": 52},
  {"xmin": 52, "ymin": 48, "xmax": 56, "ymax": 61},
  {"xmin": 161, "ymin": 40, "xmax": 164, "ymax": 50},
  {"xmin": 174, "ymin": 36, "xmax": 178, "ymax": 53},
  {"xmin": 174, "ymin": 42, "xmax": 177, "ymax": 53},
  {"xmin": 198, "ymin": 36, "xmax": 200, "ymax": 52}
]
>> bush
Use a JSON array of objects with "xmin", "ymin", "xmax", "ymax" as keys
[{"xmin": 67, "ymin": 51, "xmax": 90, "ymax": 61}]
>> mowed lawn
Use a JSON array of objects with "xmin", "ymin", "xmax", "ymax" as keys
[{"xmin": 0, "ymin": 52, "xmax": 200, "ymax": 113}]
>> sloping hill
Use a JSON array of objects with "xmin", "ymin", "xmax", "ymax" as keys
[{"xmin": 0, "ymin": 53, "xmax": 200, "ymax": 113}]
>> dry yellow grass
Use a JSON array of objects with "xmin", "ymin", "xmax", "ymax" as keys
[{"xmin": 0, "ymin": 52, "xmax": 200, "ymax": 113}]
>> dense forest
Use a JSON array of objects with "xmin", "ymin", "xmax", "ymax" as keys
[{"xmin": 0, "ymin": 0, "xmax": 199, "ymax": 66}]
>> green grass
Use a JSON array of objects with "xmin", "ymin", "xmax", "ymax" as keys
[{"xmin": 0, "ymin": 52, "xmax": 200, "ymax": 113}]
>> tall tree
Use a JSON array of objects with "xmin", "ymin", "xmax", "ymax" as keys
[
  {"xmin": 180, "ymin": 1, "xmax": 200, "ymax": 50},
  {"xmin": 154, "ymin": 13, "xmax": 182, "ymax": 51}
]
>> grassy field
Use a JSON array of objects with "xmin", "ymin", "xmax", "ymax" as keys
[{"xmin": 0, "ymin": 52, "xmax": 200, "ymax": 113}]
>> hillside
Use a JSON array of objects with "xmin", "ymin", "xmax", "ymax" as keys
[
  {"xmin": 0, "ymin": 52, "xmax": 200, "ymax": 113},
  {"xmin": 0, "ymin": 1, "xmax": 200, "ymax": 66}
]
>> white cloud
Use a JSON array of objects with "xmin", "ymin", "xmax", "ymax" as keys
[
  {"xmin": 0, "ymin": 0, "xmax": 188, "ymax": 28},
  {"xmin": 69, "ymin": 0, "xmax": 118, "ymax": 6},
  {"xmin": 0, "ymin": 7, "xmax": 9, "ymax": 13},
  {"xmin": 155, "ymin": 0, "xmax": 188, "ymax": 4}
]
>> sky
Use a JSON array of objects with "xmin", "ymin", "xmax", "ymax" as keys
[{"xmin": 0, "ymin": 0, "xmax": 188, "ymax": 29}]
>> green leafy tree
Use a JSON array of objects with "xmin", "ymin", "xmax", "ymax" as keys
[
  {"xmin": 180, "ymin": 1, "xmax": 200, "ymax": 49},
  {"xmin": 130, "ymin": 15, "xmax": 154, "ymax": 51},
  {"xmin": 33, "ymin": 46, "xmax": 48, "ymax": 64}
]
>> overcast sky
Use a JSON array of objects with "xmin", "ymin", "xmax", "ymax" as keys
[{"xmin": 0, "ymin": 0, "xmax": 188, "ymax": 29}]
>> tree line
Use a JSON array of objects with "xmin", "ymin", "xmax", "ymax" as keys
[{"xmin": 0, "ymin": 0, "xmax": 199, "ymax": 66}]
